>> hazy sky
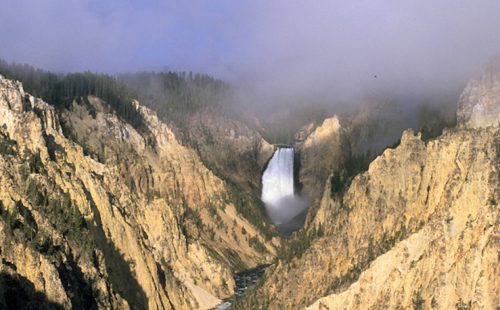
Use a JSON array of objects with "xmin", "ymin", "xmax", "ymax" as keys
[{"xmin": 1, "ymin": 0, "xmax": 500, "ymax": 101}]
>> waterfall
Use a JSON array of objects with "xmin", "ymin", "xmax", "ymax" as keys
[
  {"xmin": 261, "ymin": 147, "xmax": 295, "ymax": 206},
  {"xmin": 261, "ymin": 147, "xmax": 308, "ymax": 232}
]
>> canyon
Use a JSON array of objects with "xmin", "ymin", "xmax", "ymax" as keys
[
  {"xmin": 0, "ymin": 60, "xmax": 498, "ymax": 310},
  {"xmin": 235, "ymin": 61, "xmax": 499, "ymax": 309},
  {"xmin": 0, "ymin": 74, "xmax": 278, "ymax": 309}
]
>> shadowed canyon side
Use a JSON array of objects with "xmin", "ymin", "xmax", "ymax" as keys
[
  {"xmin": 236, "ymin": 63, "xmax": 500, "ymax": 309},
  {"xmin": 186, "ymin": 112, "xmax": 275, "ymax": 195},
  {"xmin": 0, "ymin": 75, "xmax": 279, "ymax": 309}
]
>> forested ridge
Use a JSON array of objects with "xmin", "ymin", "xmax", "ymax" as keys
[
  {"xmin": 0, "ymin": 60, "xmax": 338, "ymax": 146},
  {"xmin": 0, "ymin": 60, "xmax": 148, "ymax": 133},
  {"xmin": 0, "ymin": 60, "xmax": 229, "ymax": 136}
]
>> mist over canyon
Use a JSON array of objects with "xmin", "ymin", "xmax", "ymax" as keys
[{"xmin": 0, "ymin": 1, "xmax": 499, "ymax": 310}]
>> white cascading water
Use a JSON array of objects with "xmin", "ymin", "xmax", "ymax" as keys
[
  {"xmin": 261, "ymin": 147, "xmax": 308, "ymax": 232},
  {"xmin": 262, "ymin": 147, "xmax": 295, "ymax": 206}
]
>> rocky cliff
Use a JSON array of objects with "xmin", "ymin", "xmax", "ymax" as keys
[
  {"xmin": 306, "ymin": 127, "xmax": 498, "ymax": 309},
  {"xmin": 0, "ymin": 75, "xmax": 278, "ymax": 309},
  {"xmin": 293, "ymin": 116, "xmax": 347, "ymax": 232},
  {"xmin": 238, "ymin": 66, "xmax": 499, "ymax": 309},
  {"xmin": 296, "ymin": 116, "xmax": 346, "ymax": 200},
  {"xmin": 457, "ymin": 60, "xmax": 500, "ymax": 129}
]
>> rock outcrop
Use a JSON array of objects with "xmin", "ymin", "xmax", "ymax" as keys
[
  {"xmin": 296, "ymin": 116, "xmax": 345, "ymax": 199},
  {"xmin": 0, "ymin": 75, "xmax": 278, "ymax": 309},
  {"xmin": 457, "ymin": 60, "xmax": 500, "ymax": 129}
]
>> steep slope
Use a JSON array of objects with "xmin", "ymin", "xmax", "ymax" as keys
[
  {"xmin": 186, "ymin": 111, "xmax": 274, "ymax": 194},
  {"xmin": 306, "ymin": 128, "xmax": 498, "ymax": 309},
  {"xmin": 0, "ymin": 75, "xmax": 278, "ymax": 309},
  {"xmin": 237, "ymin": 67, "xmax": 499, "ymax": 309},
  {"xmin": 118, "ymin": 71, "xmax": 275, "ymax": 195}
]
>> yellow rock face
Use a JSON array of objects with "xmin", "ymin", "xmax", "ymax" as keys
[
  {"xmin": 307, "ymin": 202, "xmax": 498, "ymax": 309},
  {"xmin": 0, "ymin": 75, "xmax": 277, "ymax": 309}
]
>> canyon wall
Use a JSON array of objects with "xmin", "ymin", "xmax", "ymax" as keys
[{"xmin": 0, "ymin": 75, "xmax": 278, "ymax": 309}]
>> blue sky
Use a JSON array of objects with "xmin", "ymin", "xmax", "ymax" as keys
[{"xmin": 0, "ymin": 0, "xmax": 250, "ymax": 74}]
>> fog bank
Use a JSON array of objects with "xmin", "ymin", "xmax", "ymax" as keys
[{"xmin": 1, "ymin": 1, "xmax": 499, "ymax": 116}]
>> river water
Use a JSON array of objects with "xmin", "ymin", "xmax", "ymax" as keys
[{"xmin": 214, "ymin": 265, "xmax": 269, "ymax": 309}]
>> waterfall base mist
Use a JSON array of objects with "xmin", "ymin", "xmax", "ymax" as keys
[{"xmin": 265, "ymin": 195, "xmax": 309, "ymax": 234}]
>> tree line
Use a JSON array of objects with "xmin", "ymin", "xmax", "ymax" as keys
[
  {"xmin": 0, "ymin": 60, "xmax": 230, "ymax": 135},
  {"xmin": 0, "ymin": 60, "xmax": 147, "ymax": 132}
]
